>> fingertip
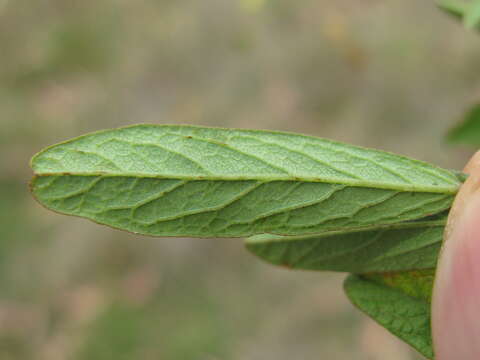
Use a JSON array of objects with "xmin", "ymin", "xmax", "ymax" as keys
[
  {"xmin": 432, "ymin": 151, "xmax": 480, "ymax": 359},
  {"xmin": 446, "ymin": 153, "xmax": 480, "ymax": 240}
]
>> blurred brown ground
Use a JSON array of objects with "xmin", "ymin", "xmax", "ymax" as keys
[{"xmin": 1, "ymin": 0, "xmax": 479, "ymax": 359}]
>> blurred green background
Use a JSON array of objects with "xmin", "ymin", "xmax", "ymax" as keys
[{"xmin": 1, "ymin": 1, "xmax": 479, "ymax": 359}]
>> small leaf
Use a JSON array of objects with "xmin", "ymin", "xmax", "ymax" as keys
[
  {"xmin": 437, "ymin": 0, "xmax": 480, "ymax": 31},
  {"xmin": 464, "ymin": 0, "xmax": 480, "ymax": 28},
  {"xmin": 344, "ymin": 274, "xmax": 433, "ymax": 359},
  {"xmin": 30, "ymin": 125, "xmax": 461, "ymax": 238},
  {"xmin": 437, "ymin": 0, "xmax": 468, "ymax": 20},
  {"xmin": 447, "ymin": 104, "xmax": 480, "ymax": 146},
  {"xmin": 246, "ymin": 217, "xmax": 445, "ymax": 273}
]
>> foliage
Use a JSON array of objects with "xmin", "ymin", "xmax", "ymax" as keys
[
  {"xmin": 437, "ymin": 0, "xmax": 480, "ymax": 29},
  {"xmin": 447, "ymin": 104, "xmax": 480, "ymax": 146},
  {"xmin": 30, "ymin": 125, "xmax": 466, "ymax": 358}
]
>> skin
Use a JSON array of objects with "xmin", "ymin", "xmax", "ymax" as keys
[{"xmin": 432, "ymin": 151, "xmax": 480, "ymax": 359}]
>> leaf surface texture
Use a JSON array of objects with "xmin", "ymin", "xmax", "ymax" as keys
[
  {"xmin": 344, "ymin": 274, "xmax": 434, "ymax": 359},
  {"xmin": 246, "ymin": 218, "xmax": 446, "ymax": 273},
  {"xmin": 31, "ymin": 125, "xmax": 461, "ymax": 237}
]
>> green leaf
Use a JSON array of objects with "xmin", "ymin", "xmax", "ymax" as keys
[
  {"xmin": 437, "ymin": 0, "xmax": 468, "ymax": 20},
  {"xmin": 447, "ymin": 104, "xmax": 480, "ymax": 146},
  {"xmin": 437, "ymin": 0, "xmax": 480, "ymax": 30},
  {"xmin": 464, "ymin": 0, "xmax": 480, "ymax": 28},
  {"xmin": 344, "ymin": 274, "xmax": 433, "ymax": 359},
  {"xmin": 30, "ymin": 125, "xmax": 461, "ymax": 238},
  {"xmin": 245, "ymin": 217, "xmax": 446, "ymax": 273}
]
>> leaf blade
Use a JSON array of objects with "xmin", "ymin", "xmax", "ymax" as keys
[
  {"xmin": 246, "ymin": 219, "xmax": 446, "ymax": 272},
  {"xmin": 344, "ymin": 274, "xmax": 433, "ymax": 359},
  {"xmin": 31, "ymin": 125, "xmax": 461, "ymax": 238}
]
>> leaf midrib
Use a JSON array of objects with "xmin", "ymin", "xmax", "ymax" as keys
[{"xmin": 31, "ymin": 173, "xmax": 459, "ymax": 194}]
